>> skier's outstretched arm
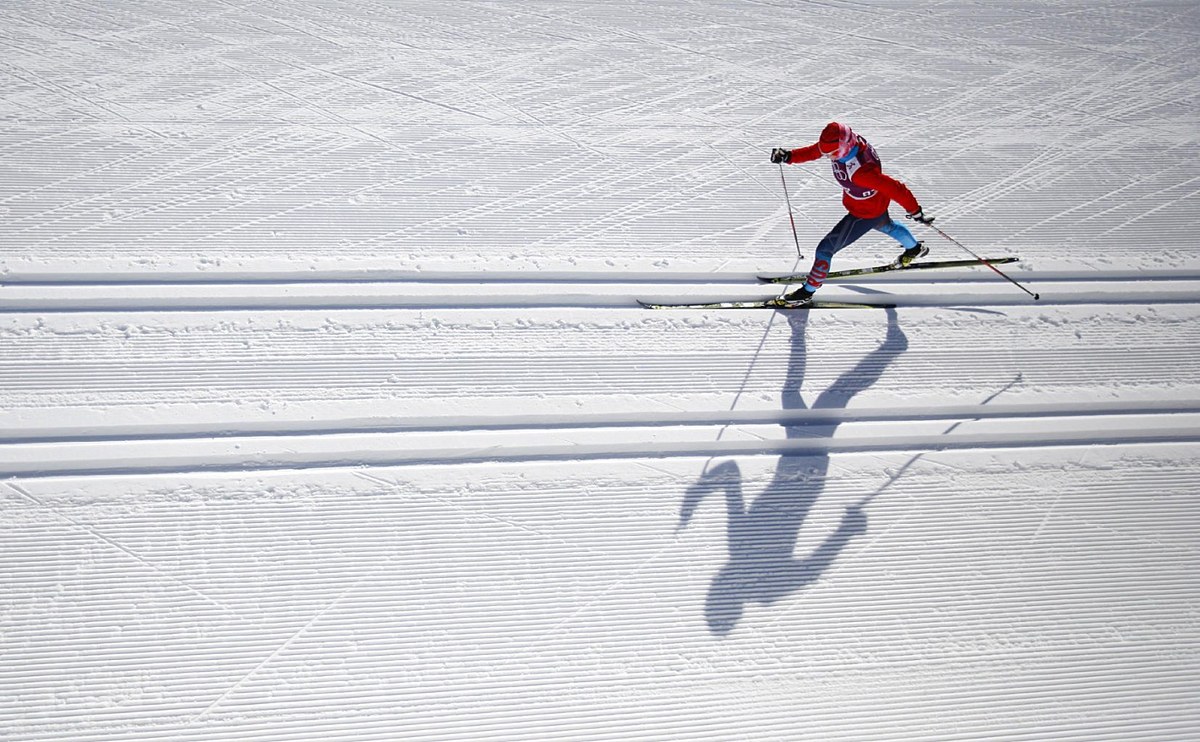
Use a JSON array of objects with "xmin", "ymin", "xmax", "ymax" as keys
[
  {"xmin": 678, "ymin": 460, "xmax": 744, "ymax": 532},
  {"xmin": 770, "ymin": 143, "xmax": 822, "ymax": 164}
]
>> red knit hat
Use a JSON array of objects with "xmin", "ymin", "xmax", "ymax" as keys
[{"xmin": 819, "ymin": 121, "xmax": 856, "ymax": 159}]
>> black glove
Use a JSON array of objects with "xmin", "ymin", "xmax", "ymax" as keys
[
  {"xmin": 907, "ymin": 208, "xmax": 935, "ymax": 225},
  {"xmin": 770, "ymin": 147, "xmax": 791, "ymax": 164}
]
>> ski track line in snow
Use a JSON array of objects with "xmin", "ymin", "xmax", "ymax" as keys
[
  {"xmin": 5, "ymin": 399, "xmax": 1198, "ymax": 445},
  {"xmin": 3, "ymin": 268, "xmax": 1199, "ymax": 286},
  {"xmin": 0, "ymin": 278, "xmax": 1197, "ymax": 313},
  {"xmin": 4, "ymin": 410, "xmax": 1199, "ymax": 480}
]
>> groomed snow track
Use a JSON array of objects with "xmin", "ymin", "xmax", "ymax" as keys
[{"xmin": 3, "ymin": 1, "xmax": 1199, "ymax": 741}]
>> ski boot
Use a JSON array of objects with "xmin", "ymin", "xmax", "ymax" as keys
[
  {"xmin": 767, "ymin": 286, "xmax": 815, "ymax": 308},
  {"xmin": 895, "ymin": 242, "xmax": 928, "ymax": 267}
]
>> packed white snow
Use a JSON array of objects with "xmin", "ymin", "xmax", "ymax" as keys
[{"xmin": 2, "ymin": 1, "xmax": 1198, "ymax": 740}]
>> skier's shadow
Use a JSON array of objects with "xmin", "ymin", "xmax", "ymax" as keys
[{"xmin": 679, "ymin": 307, "xmax": 907, "ymax": 635}]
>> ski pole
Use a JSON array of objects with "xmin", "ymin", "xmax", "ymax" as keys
[
  {"xmin": 925, "ymin": 223, "xmax": 1040, "ymax": 301},
  {"xmin": 778, "ymin": 163, "xmax": 804, "ymax": 259}
]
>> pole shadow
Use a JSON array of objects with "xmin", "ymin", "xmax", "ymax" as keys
[{"xmin": 679, "ymin": 307, "xmax": 908, "ymax": 635}]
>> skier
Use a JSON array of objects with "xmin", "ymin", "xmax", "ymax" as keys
[{"xmin": 769, "ymin": 122, "xmax": 935, "ymax": 306}]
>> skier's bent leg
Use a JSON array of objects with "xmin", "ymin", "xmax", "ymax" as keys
[
  {"xmin": 802, "ymin": 214, "xmax": 880, "ymax": 293},
  {"xmin": 876, "ymin": 213, "xmax": 928, "ymax": 264},
  {"xmin": 876, "ymin": 215, "xmax": 919, "ymax": 248}
]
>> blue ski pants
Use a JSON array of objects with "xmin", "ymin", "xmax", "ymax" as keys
[{"xmin": 804, "ymin": 211, "xmax": 918, "ymax": 292}]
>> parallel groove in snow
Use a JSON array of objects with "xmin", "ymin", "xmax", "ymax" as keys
[
  {"xmin": 4, "ymin": 399, "xmax": 1194, "ymax": 444},
  {"xmin": 4, "ymin": 268, "xmax": 1199, "ymax": 286},
  {"xmin": 1, "ymin": 279, "xmax": 1198, "ymax": 313},
  {"xmin": 4, "ymin": 414, "xmax": 1199, "ymax": 478}
]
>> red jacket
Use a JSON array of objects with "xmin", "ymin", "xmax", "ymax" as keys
[{"xmin": 787, "ymin": 139, "xmax": 919, "ymax": 219}]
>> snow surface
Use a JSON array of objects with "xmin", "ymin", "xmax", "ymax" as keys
[{"xmin": 3, "ymin": 1, "xmax": 1199, "ymax": 740}]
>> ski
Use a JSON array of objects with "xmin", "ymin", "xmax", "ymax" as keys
[
  {"xmin": 758, "ymin": 257, "xmax": 1019, "ymax": 284},
  {"xmin": 638, "ymin": 299, "xmax": 894, "ymax": 310}
]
